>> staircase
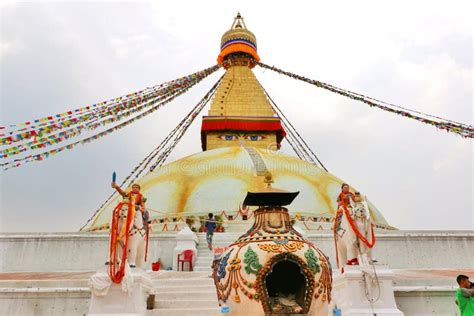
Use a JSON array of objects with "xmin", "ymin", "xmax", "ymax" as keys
[
  {"xmin": 150, "ymin": 233, "xmax": 239, "ymax": 315},
  {"xmin": 150, "ymin": 271, "xmax": 219, "ymax": 315},
  {"xmin": 194, "ymin": 232, "xmax": 240, "ymax": 272}
]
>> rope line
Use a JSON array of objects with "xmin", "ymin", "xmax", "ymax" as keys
[
  {"xmin": 2, "ymin": 65, "xmax": 221, "ymax": 171},
  {"xmin": 259, "ymin": 83, "xmax": 328, "ymax": 171},
  {"xmin": 149, "ymin": 76, "xmax": 222, "ymax": 171},
  {"xmin": 257, "ymin": 61, "xmax": 473, "ymax": 138},
  {"xmin": 79, "ymin": 76, "xmax": 223, "ymax": 231},
  {"xmin": 1, "ymin": 65, "xmax": 220, "ymax": 135}
]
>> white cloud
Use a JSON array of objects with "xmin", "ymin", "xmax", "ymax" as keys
[{"xmin": 0, "ymin": 40, "xmax": 14, "ymax": 59}]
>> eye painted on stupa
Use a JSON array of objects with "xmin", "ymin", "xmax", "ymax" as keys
[
  {"xmin": 219, "ymin": 134, "xmax": 238, "ymax": 141},
  {"xmin": 245, "ymin": 135, "xmax": 265, "ymax": 141}
]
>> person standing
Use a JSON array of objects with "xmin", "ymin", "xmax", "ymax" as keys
[
  {"xmin": 205, "ymin": 213, "xmax": 217, "ymax": 250},
  {"xmin": 456, "ymin": 274, "xmax": 474, "ymax": 316}
]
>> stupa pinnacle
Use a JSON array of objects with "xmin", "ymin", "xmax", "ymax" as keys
[{"xmin": 201, "ymin": 13, "xmax": 286, "ymax": 151}]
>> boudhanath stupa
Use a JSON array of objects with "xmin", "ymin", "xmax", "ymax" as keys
[
  {"xmin": 81, "ymin": 14, "xmax": 392, "ymax": 234},
  {"xmin": 1, "ymin": 13, "xmax": 473, "ymax": 316}
]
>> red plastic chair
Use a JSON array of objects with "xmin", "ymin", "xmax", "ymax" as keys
[{"xmin": 177, "ymin": 250, "xmax": 193, "ymax": 271}]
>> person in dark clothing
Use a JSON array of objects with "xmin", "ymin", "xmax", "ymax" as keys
[{"xmin": 205, "ymin": 213, "xmax": 217, "ymax": 250}]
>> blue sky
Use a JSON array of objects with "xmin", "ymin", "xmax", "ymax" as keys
[{"xmin": 1, "ymin": 0, "xmax": 472, "ymax": 232}]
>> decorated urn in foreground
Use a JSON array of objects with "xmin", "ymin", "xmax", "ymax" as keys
[{"xmin": 212, "ymin": 173, "xmax": 332, "ymax": 315}]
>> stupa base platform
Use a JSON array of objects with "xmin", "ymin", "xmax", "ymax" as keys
[
  {"xmin": 1, "ymin": 231, "xmax": 473, "ymax": 315},
  {"xmin": 1, "ymin": 270, "xmax": 469, "ymax": 315}
]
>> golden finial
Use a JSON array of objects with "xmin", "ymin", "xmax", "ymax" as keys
[
  {"xmin": 218, "ymin": 13, "xmax": 259, "ymax": 65},
  {"xmin": 264, "ymin": 171, "xmax": 274, "ymax": 187},
  {"xmin": 231, "ymin": 12, "xmax": 247, "ymax": 30}
]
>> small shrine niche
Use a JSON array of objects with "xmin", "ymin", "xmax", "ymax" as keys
[{"xmin": 264, "ymin": 256, "xmax": 308, "ymax": 314}]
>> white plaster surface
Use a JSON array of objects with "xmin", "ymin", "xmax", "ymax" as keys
[
  {"xmin": 0, "ymin": 232, "xmax": 177, "ymax": 272},
  {"xmin": 0, "ymin": 286, "xmax": 90, "ymax": 316},
  {"xmin": 394, "ymin": 287, "xmax": 460, "ymax": 316},
  {"xmin": 1, "ymin": 231, "xmax": 472, "ymax": 272}
]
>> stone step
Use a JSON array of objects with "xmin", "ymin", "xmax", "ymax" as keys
[
  {"xmin": 151, "ymin": 270, "xmax": 218, "ymax": 314},
  {"xmin": 153, "ymin": 290, "xmax": 217, "ymax": 300},
  {"xmin": 197, "ymin": 239, "xmax": 237, "ymax": 243},
  {"xmin": 194, "ymin": 262, "xmax": 212, "ymax": 268},
  {"xmin": 197, "ymin": 237, "xmax": 236, "ymax": 240},
  {"xmin": 150, "ymin": 271, "xmax": 209, "ymax": 279},
  {"xmin": 149, "ymin": 307, "xmax": 221, "ymax": 316},
  {"xmin": 195, "ymin": 253, "xmax": 214, "ymax": 258},
  {"xmin": 195, "ymin": 255, "xmax": 213, "ymax": 260},
  {"xmin": 195, "ymin": 260, "xmax": 213, "ymax": 264},
  {"xmin": 194, "ymin": 267, "xmax": 212, "ymax": 272},
  {"xmin": 196, "ymin": 237, "xmax": 235, "ymax": 240},
  {"xmin": 0, "ymin": 286, "xmax": 90, "ymax": 295},
  {"xmin": 197, "ymin": 240, "xmax": 236, "ymax": 244},
  {"xmin": 195, "ymin": 257, "xmax": 213, "ymax": 262},
  {"xmin": 195, "ymin": 257, "xmax": 212, "ymax": 261},
  {"xmin": 154, "ymin": 284, "xmax": 215, "ymax": 293},
  {"xmin": 194, "ymin": 263, "xmax": 212, "ymax": 267},
  {"xmin": 195, "ymin": 257, "xmax": 214, "ymax": 262},
  {"xmin": 0, "ymin": 279, "xmax": 89, "ymax": 288},
  {"xmin": 154, "ymin": 299, "xmax": 218, "ymax": 309},
  {"xmin": 197, "ymin": 237, "xmax": 237, "ymax": 240},
  {"xmin": 197, "ymin": 237, "xmax": 238, "ymax": 241},
  {"xmin": 196, "ymin": 233, "xmax": 241, "ymax": 237},
  {"xmin": 195, "ymin": 258, "xmax": 214, "ymax": 262},
  {"xmin": 153, "ymin": 277, "xmax": 214, "ymax": 287}
]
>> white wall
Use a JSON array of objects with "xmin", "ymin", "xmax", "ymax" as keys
[
  {"xmin": 3, "ymin": 231, "xmax": 472, "ymax": 272},
  {"xmin": 0, "ymin": 233, "xmax": 178, "ymax": 272},
  {"xmin": 0, "ymin": 288, "xmax": 90, "ymax": 316}
]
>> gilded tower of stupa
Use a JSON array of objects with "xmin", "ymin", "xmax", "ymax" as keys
[
  {"xmin": 201, "ymin": 13, "xmax": 286, "ymax": 151},
  {"xmin": 82, "ymin": 13, "xmax": 392, "ymax": 232}
]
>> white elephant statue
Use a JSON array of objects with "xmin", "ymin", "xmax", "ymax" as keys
[
  {"xmin": 111, "ymin": 201, "xmax": 149, "ymax": 269},
  {"xmin": 334, "ymin": 193, "xmax": 375, "ymax": 268},
  {"xmin": 123, "ymin": 204, "xmax": 149, "ymax": 268}
]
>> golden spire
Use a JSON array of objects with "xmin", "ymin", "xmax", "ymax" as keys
[{"xmin": 201, "ymin": 14, "xmax": 286, "ymax": 151}]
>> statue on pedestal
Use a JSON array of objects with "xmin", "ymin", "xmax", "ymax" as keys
[
  {"xmin": 88, "ymin": 180, "xmax": 152, "ymax": 315},
  {"xmin": 334, "ymin": 183, "xmax": 375, "ymax": 269},
  {"xmin": 109, "ymin": 182, "xmax": 150, "ymax": 283},
  {"xmin": 331, "ymin": 185, "xmax": 403, "ymax": 315}
]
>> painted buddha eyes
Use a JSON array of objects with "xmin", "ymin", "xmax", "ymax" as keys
[
  {"xmin": 246, "ymin": 135, "xmax": 264, "ymax": 141},
  {"xmin": 219, "ymin": 135, "xmax": 238, "ymax": 141},
  {"xmin": 218, "ymin": 134, "xmax": 266, "ymax": 141}
]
